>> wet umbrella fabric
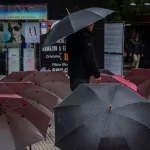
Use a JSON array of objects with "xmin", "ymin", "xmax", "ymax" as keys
[
  {"xmin": 125, "ymin": 76, "xmax": 150, "ymax": 86},
  {"xmin": 138, "ymin": 79, "xmax": 150, "ymax": 99},
  {"xmin": 54, "ymin": 83, "xmax": 150, "ymax": 150},
  {"xmin": 22, "ymin": 71, "xmax": 71, "ymax": 98},
  {"xmin": 101, "ymin": 74, "xmax": 137, "ymax": 92},
  {"xmin": 40, "ymin": 81, "xmax": 71, "ymax": 99},
  {"xmin": 0, "ymin": 82, "xmax": 62, "ymax": 112},
  {"xmin": 22, "ymin": 71, "xmax": 69, "ymax": 84},
  {"xmin": 0, "ymin": 94, "xmax": 50, "ymax": 150},
  {"xmin": 43, "ymin": 7, "xmax": 114, "ymax": 46},
  {"xmin": 125, "ymin": 68, "xmax": 150, "ymax": 78},
  {"xmin": 1, "ymin": 71, "xmax": 35, "ymax": 82}
]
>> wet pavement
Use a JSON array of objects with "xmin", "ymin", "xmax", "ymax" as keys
[{"xmin": 27, "ymin": 124, "xmax": 60, "ymax": 150}]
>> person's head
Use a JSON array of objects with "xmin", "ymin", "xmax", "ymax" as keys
[
  {"xmin": 135, "ymin": 34, "xmax": 139, "ymax": 41},
  {"xmin": 8, "ymin": 21, "xmax": 22, "ymax": 39},
  {"xmin": 87, "ymin": 24, "xmax": 94, "ymax": 32}
]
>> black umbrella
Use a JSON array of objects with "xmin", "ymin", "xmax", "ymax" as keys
[
  {"xmin": 43, "ymin": 7, "xmax": 114, "ymax": 47},
  {"xmin": 99, "ymin": 69, "xmax": 114, "ymax": 75},
  {"xmin": 54, "ymin": 83, "xmax": 150, "ymax": 150}
]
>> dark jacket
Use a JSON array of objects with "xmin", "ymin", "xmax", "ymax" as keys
[
  {"xmin": 5, "ymin": 35, "xmax": 25, "ymax": 44},
  {"xmin": 66, "ymin": 28, "xmax": 100, "ymax": 80},
  {"xmin": 129, "ymin": 39, "xmax": 143, "ymax": 54}
]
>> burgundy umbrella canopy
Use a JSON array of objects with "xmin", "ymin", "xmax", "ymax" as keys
[
  {"xmin": 125, "ymin": 76, "xmax": 150, "ymax": 86},
  {"xmin": 1, "ymin": 71, "xmax": 71, "ymax": 98},
  {"xmin": 138, "ymin": 79, "xmax": 150, "ymax": 100},
  {"xmin": 0, "ymin": 94, "xmax": 50, "ymax": 150},
  {"xmin": 40, "ymin": 81, "xmax": 71, "ymax": 99},
  {"xmin": 0, "ymin": 82, "xmax": 62, "ymax": 112},
  {"xmin": 1, "ymin": 71, "xmax": 36, "ymax": 82},
  {"xmin": 22, "ymin": 71, "xmax": 69, "ymax": 84},
  {"xmin": 22, "ymin": 71, "xmax": 71, "ymax": 99},
  {"xmin": 125, "ymin": 68, "xmax": 150, "ymax": 78},
  {"xmin": 101, "ymin": 74, "xmax": 138, "ymax": 92}
]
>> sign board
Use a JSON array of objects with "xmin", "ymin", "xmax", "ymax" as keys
[
  {"xmin": 0, "ymin": 5, "xmax": 47, "ymax": 20},
  {"xmin": 25, "ymin": 23, "xmax": 40, "ymax": 43},
  {"xmin": 104, "ymin": 23, "xmax": 124, "ymax": 53},
  {"xmin": 41, "ymin": 22, "xmax": 47, "ymax": 35},
  {"xmin": 104, "ymin": 22, "xmax": 124, "ymax": 75},
  {"xmin": 104, "ymin": 53, "xmax": 123, "ymax": 75},
  {"xmin": 41, "ymin": 39, "xmax": 68, "ymax": 72},
  {"xmin": 40, "ymin": 20, "xmax": 68, "ymax": 72}
]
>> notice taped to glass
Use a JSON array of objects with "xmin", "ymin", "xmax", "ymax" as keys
[
  {"xmin": 104, "ymin": 53, "xmax": 123, "ymax": 75},
  {"xmin": 104, "ymin": 23, "xmax": 124, "ymax": 53},
  {"xmin": 104, "ymin": 22, "xmax": 124, "ymax": 75}
]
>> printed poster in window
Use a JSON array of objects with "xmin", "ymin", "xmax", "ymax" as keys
[
  {"xmin": 25, "ymin": 23, "xmax": 40, "ymax": 43},
  {"xmin": 23, "ymin": 48, "xmax": 35, "ymax": 71},
  {"xmin": 8, "ymin": 48, "xmax": 20, "ymax": 74}
]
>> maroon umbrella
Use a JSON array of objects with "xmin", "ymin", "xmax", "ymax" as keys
[
  {"xmin": 22, "ymin": 71, "xmax": 69, "ymax": 84},
  {"xmin": 22, "ymin": 71, "xmax": 71, "ymax": 98},
  {"xmin": 1, "ymin": 71, "xmax": 36, "ymax": 82},
  {"xmin": 40, "ymin": 81, "xmax": 71, "ymax": 99},
  {"xmin": 101, "ymin": 74, "xmax": 138, "ymax": 92},
  {"xmin": 0, "ymin": 94, "xmax": 50, "ymax": 150},
  {"xmin": 0, "ymin": 82, "xmax": 62, "ymax": 112},
  {"xmin": 138, "ymin": 79, "xmax": 150, "ymax": 99},
  {"xmin": 125, "ymin": 68, "xmax": 150, "ymax": 78},
  {"xmin": 125, "ymin": 76, "xmax": 150, "ymax": 86}
]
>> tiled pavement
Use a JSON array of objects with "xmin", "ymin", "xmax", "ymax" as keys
[{"xmin": 27, "ymin": 124, "xmax": 60, "ymax": 150}]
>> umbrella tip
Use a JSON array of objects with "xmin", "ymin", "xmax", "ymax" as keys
[{"xmin": 66, "ymin": 8, "xmax": 70, "ymax": 14}]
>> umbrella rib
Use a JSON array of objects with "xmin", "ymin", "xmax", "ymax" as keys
[
  {"xmin": 56, "ymin": 109, "xmax": 106, "ymax": 145},
  {"xmin": 97, "ymin": 111, "xmax": 110, "ymax": 149},
  {"xmin": 4, "ymin": 114, "xmax": 18, "ymax": 148},
  {"xmin": 112, "ymin": 102, "xmax": 149, "ymax": 111},
  {"xmin": 86, "ymin": 84, "xmax": 119, "ymax": 106},
  {"xmin": 85, "ymin": 9, "xmax": 104, "ymax": 19},
  {"xmin": 6, "ymin": 105, "xmax": 25, "ymax": 110},
  {"xmin": 114, "ymin": 111, "xmax": 150, "ymax": 131},
  {"xmin": 85, "ymin": 8, "xmax": 114, "ymax": 17},
  {"xmin": 2, "ymin": 100, "xmax": 9, "ymax": 107},
  {"xmin": 113, "ymin": 115, "xmax": 131, "ymax": 149},
  {"xmin": 86, "ymin": 85, "xmax": 109, "ymax": 106},
  {"xmin": 68, "ymin": 15, "xmax": 78, "ymax": 34}
]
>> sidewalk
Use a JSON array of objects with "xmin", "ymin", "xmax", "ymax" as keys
[{"xmin": 27, "ymin": 124, "xmax": 60, "ymax": 150}]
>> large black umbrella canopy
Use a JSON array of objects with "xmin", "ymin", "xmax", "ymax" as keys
[
  {"xmin": 43, "ymin": 7, "xmax": 114, "ymax": 47},
  {"xmin": 54, "ymin": 83, "xmax": 150, "ymax": 150}
]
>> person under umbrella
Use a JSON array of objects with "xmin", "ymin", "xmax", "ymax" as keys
[
  {"xmin": 66, "ymin": 24, "xmax": 101, "ymax": 91},
  {"xmin": 42, "ymin": 7, "xmax": 114, "ymax": 91}
]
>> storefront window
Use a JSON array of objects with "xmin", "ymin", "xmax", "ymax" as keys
[{"xmin": 0, "ymin": 4, "xmax": 47, "ymax": 77}]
